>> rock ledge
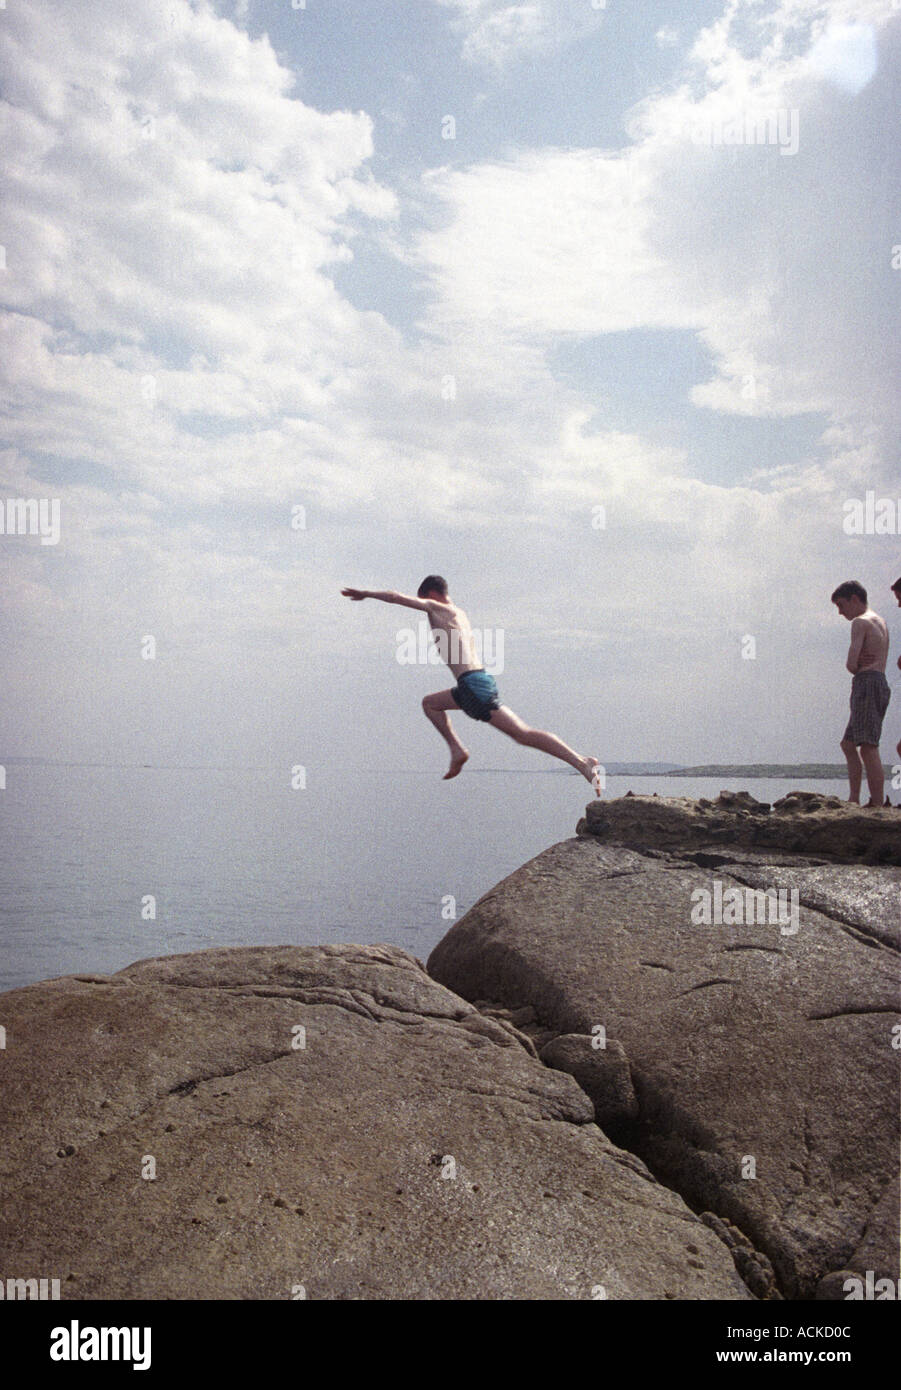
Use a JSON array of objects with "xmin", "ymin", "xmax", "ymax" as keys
[{"xmin": 577, "ymin": 790, "xmax": 901, "ymax": 865}]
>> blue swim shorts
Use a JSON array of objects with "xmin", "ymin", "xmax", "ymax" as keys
[{"xmin": 452, "ymin": 668, "xmax": 501, "ymax": 722}]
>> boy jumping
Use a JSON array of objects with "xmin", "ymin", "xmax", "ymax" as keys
[
  {"xmin": 341, "ymin": 575, "xmax": 602, "ymax": 793},
  {"xmin": 831, "ymin": 580, "xmax": 890, "ymax": 807}
]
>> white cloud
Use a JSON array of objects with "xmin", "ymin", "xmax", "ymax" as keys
[
  {"xmin": 3, "ymin": 0, "xmax": 600, "ymax": 561},
  {"xmin": 807, "ymin": 21, "xmax": 879, "ymax": 90},
  {"xmin": 415, "ymin": 0, "xmax": 901, "ymax": 459},
  {"xmin": 0, "ymin": 0, "xmax": 443, "ymax": 523},
  {"xmin": 414, "ymin": 148, "xmax": 692, "ymax": 337},
  {"xmin": 1, "ymin": 1, "xmax": 393, "ymax": 364},
  {"xmin": 432, "ymin": 0, "xmax": 604, "ymax": 68}
]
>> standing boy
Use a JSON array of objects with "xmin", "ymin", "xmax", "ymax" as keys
[{"xmin": 831, "ymin": 580, "xmax": 890, "ymax": 807}]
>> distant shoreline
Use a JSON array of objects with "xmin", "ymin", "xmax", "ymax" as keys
[
  {"xmin": 659, "ymin": 764, "xmax": 852, "ymax": 779},
  {"xmin": 1, "ymin": 756, "xmax": 863, "ymax": 779}
]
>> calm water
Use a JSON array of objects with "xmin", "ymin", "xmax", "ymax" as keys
[{"xmin": 0, "ymin": 765, "xmax": 849, "ymax": 993}]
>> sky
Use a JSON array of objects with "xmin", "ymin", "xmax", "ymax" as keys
[{"xmin": 1, "ymin": 0, "xmax": 900, "ymax": 772}]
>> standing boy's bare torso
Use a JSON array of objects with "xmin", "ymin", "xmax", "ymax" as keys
[{"xmin": 854, "ymin": 611, "xmax": 889, "ymax": 672}]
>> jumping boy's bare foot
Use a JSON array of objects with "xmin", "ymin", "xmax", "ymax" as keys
[
  {"xmin": 444, "ymin": 750, "xmax": 469, "ymax": 780},
  {"xmin": 577, "ymin": 755, "xmax": 602, "ymax": 796}
]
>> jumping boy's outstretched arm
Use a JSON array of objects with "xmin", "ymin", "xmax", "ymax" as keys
[{"xmin": 341, "ymin": 587, "xmax": 442, "ymax": 611}]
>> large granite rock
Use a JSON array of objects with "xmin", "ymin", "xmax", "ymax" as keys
[
  {"xmin": 428, "ymin": 823, "xmax": 901, "ymax": 1301},
  {"xmin": 0, "ymin": 943, "xmax": 749, "ymax": 1300}
]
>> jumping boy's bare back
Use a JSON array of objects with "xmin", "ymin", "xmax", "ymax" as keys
[{"xmin": 341, "ymin": 576, "xmax": 601, "ymax": 793}]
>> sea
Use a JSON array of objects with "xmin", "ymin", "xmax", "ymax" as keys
[{"xmin": 0, "ymin": 764, "xmax": 854, "ymax": 993}]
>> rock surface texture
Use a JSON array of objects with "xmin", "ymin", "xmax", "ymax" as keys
[
  {"xmin": 428, "ymin": 795, "xmax": 901, "ymax": 1300},
  {"xmin": 0, "ymin": 943, "xmax": 749, "ymax": 1300}
]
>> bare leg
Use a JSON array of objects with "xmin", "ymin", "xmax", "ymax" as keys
[
  {"xmin": 489, "ymin": 705, "xmax": 600, "ymax": 793},
  {"xmin": 422, "ymin": 691, "xmax": 469, "ymax": 780},
  {"xmin": 841, "ymin": 739, "xmax": 862, "ymax": 804},
  {"xmin": 859, "ymin": 743, "xmax": 884, "ymax": 807}
]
